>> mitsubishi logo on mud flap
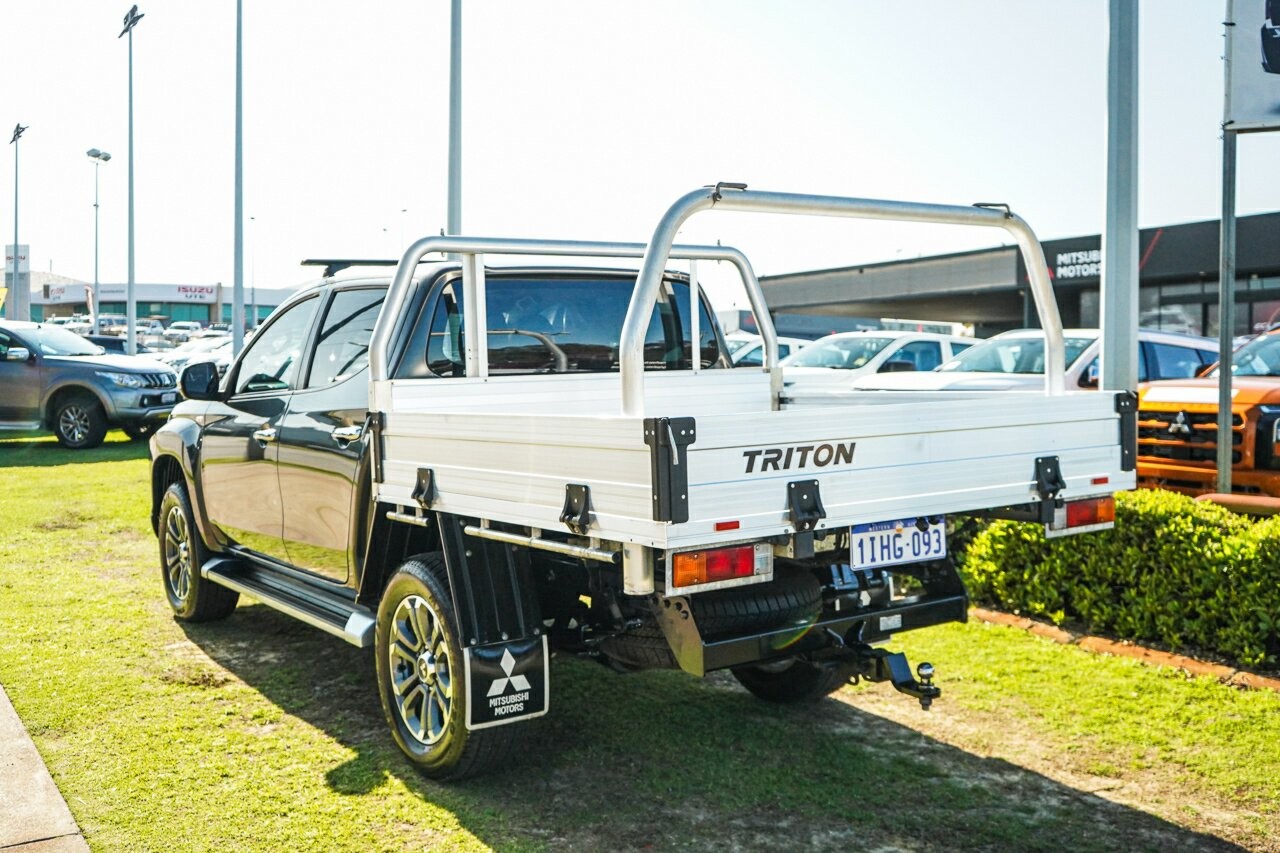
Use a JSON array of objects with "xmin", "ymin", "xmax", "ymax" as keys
[
  {"xmin": 487, "ymin": 648, "xmax": 532, "ymax": 697},
  {"xmin": 1167, "ymin": 411, "xmax": 1193, "ymax": 436},
  {"xmin": 464, "ymin": 637, "xmax": 549, "ymax": 731}
]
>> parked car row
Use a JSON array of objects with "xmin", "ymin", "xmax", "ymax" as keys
[{"xmin": 743, "ymin": 323, "xmax": 1232, "ymax": 503}]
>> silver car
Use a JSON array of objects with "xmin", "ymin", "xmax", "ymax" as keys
[{"xmin": 0, "ymin": 320, "xmax": 178, "ymax": 448}]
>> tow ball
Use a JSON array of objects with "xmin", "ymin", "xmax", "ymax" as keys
[{"xmin": 849, "ymin": 646, "xmax": 941, "ymax": 710}]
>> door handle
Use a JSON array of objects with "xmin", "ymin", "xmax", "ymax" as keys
[
  {"xmin": 331, "ymin": 425, "xmax": 364, "ymax": 444},
  {"xmin": 252, "ymin": 427, "xmax": 277, "ymax": 444}
]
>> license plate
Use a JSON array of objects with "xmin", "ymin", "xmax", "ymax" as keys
[
  {"xmin": 849, "ymin": 516, "xmax": 946, "ymax": 569},
  {"xmin": 161, "ymin": 392, "xmax": 177, "ymax": 404}
]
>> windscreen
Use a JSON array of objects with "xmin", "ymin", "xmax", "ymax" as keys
[
  {"xmin": 937, "ymin": 335, "xmax": 1095, "ymax": 374},
  {"xmin": 1222, "ymin": 333, "xmax": 1280, "ymax": 377},
  {"xmin": 19, "ymin": 325, "xmax": 104, "ymax": 356},
  {"xmin": 783, "ymin": 336, "xmax": 894, "ymax": 369}
]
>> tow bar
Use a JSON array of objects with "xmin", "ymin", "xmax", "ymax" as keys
[{"xmin": 849, "ymin": 645, "xmax": 940, "ymax": 710}]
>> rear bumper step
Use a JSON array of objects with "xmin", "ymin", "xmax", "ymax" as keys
[
  {"xmin": 202, "ymin": 557, "xmax": 376, "ymax": 648},
  {"xmin": 655, "ymin": 592, "xmax": 968, "ymax": 676}
]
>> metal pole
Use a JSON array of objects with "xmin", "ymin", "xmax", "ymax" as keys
[
  {"xmin": 1100, "ymin": 0, "xmax": 1139, "ymax": 392},
  {"xmin": 232, "ymin": 0, "xmax": 245, "ymax": 354},
  {"xmin": 126, "ymin": 26, "xmax": 137, "ymax": 355},
  {"xmin": 93, "ymin": 160, "xmax": 100, "ymax": 323},
  {"xmin": 249, "ymin": 215, "xmax": 256, "ymax": 329},
  {"xmin": 12, "ymin": 134, "xmax": 19, "ymax": 321},
  {"xmin": 1216, "ymin": 129, "xmax": 1238, "ymax": 494},
  {"xmin": 9, "ymin": 124, "xmax": 27, "ymax": 321},
  {"xmin": 447, "ymin": 0, "xmax": 461, "ymax": 237}
]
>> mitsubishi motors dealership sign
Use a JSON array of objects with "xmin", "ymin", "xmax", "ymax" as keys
[{"xmin": 1227, "ymin": 0, "xmax": 1280, "ymax": 131}]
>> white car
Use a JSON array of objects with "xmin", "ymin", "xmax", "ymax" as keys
[
  {"xmin": 728, "ymin": 334, "xmax": 812, "ymax": 366},
  {"xmin": 164, "ymin": 321, "xmax": 205, "ymax": 344},
  {"xmin": 780, "ymin": 330, "xmax": 976, "ymax": 392},
  {"xmin": 849, "ymin": 328, "xmax": 1218, "ymax": 392},
  {"xmin": 157, "ymin": 335, "xmax": 234, "ymax": 370}
]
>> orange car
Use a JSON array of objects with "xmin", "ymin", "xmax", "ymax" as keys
[{"xmin": 1137, "ymin": 329, "xmax": 1280, "ymax": 497}]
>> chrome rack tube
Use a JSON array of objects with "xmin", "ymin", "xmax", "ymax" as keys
[
  {"xmin": 621, "ymin": 187, "xmax": 1065, "ymax": 415},
  {"xmin": 368, "ymin": 236, "xmax": 773, "ymax": 384}
]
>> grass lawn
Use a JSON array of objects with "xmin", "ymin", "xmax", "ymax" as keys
[{"xmin": 1, "ymin": 434, "xmax": 1277, "ymax": 851}]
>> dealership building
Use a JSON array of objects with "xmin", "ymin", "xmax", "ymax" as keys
[
  {"xmin": 5, "ymin": 273, "xmax": 295, "ymax": 328},
  {"xmin": 759, "ymin": 211, "xmax": 1280, "ymax": 340}
]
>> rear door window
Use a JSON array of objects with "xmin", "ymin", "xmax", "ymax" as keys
[
  {"xmin": 397, "ymin": 274, "xmax": 722, "ymax": 378},
  {"xmin": 305, "ymin": 287, "xmax": 386, "ymax": 388}
]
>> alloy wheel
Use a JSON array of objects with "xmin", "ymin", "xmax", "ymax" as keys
[
  {"xmin": 388, "ymin": 594, "xmax": 453, "ymax": 746},
  {"xmin": 163, "ymin": 505, "xmax": 193, "ymax": 601},
  {"xmin": 58, "ymin": 405, "xmax": 91, "ymax": 445}
]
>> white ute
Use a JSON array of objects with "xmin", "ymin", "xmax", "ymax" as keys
[{"xmin": 153, "ymin": 184, "xmax": 1135, "ymax": 780}]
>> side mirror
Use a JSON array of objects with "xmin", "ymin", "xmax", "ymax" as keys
[
  {"xmin": 879, "ymin": 359, "xmax": 916, "ymax": 373},
  {"xmin": 4, "ymin": 347, "xmax": 31, "ymax": 363},
  {"xmin": 1079, "ymin": 362, "xmax": 1100, "ymax": 389},
  {"xmin": 180, "ymin": 361, "xmax": 221, "ymax": 400}
]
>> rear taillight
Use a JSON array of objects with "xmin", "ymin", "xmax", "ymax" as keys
[
  {"xmin": 1048, "ymin": 496, "xmax": 1116, "ymax": 537},
  {"xmin": 1066, "ymin": 496, "xmax": 1115, "ymax": 527},
  {"xmin": 672, "ymin": 544, "xmax": 765, "ymax": 588}
]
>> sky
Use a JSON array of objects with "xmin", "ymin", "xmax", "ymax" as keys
[{"xmin": 3, "ymin": 0, "xmax": 1279, "ymax": 310}]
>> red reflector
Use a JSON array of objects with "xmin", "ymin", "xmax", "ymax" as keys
[
  {"xmin": 1066, "ymin": 496, "xmax": 1115, "ymax": 528},
  {"xmin": 714, "ymin": 520, "xmax": 741, "ymax": 531},
  {"xmin": 1091, "ymin": 476, "xmax": 1109, "ymax": 485}
]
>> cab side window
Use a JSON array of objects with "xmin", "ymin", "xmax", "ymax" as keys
[
  {"xmin": 897, "ymin": 341, "xmax": 943, "ymax": 371},
  {"xmin": 306, "ymin": 288, "xmax": 386, "ymax": 388},
  {"xmin": 1146, "ymin": 341, "xmax": 1210, "ymax": 380},
  {"xmin": 233, "ymin": 296, "xmax": 319, "ymax": 395}
]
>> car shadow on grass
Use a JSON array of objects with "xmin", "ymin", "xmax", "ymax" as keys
[
  {"xmin": 182, "ymin": 604, "xmax": 1245, "ymax": 853},
  {"xmin": 0, "ymin": 433, "xmax": 148, "ymax": 467}
]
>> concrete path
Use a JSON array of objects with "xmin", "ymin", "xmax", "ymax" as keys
[{"xmin": 0, "ymin": 686, "xmax": 88, "ymax": 851}]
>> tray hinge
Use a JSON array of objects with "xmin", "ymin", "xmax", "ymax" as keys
[
  {"xmin": 786, "ymin": 479, "xmax": 826, "ymax": 533},
  {"xmin": 411, "ymin": 467, "xmax": 436, "ymax": 508},
  {"xmin": 1034, "ymin": 456, "xmax": 1066, "ymax": 524},
  {"xmin": 1114, "ymin": 390, "xmax": 1137, "ymax": 472},
  {"xmin": 560, "ymin": 483, "xmax": 593, "ymax": 535},
  {"xmin": 367, "ymin": 411, "xmax": 386, "ymax": 484},
  {"xmin": 643, "ymin": 417, "xmax": 697, "ymax": 523}
]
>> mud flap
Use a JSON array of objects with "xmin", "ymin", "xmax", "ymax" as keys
[{"xmin": 463, "ymin": 635, "xmax": 550, "ymax": 730}]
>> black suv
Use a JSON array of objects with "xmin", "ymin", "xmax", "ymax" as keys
[{"xmin": 0, "ymin": 320, "xmax": 178, "ymax": 448}]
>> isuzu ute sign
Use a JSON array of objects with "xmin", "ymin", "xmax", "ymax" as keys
[{"xmin": 742, "ymin": 441, "xmax": 856, "ymax": 473}]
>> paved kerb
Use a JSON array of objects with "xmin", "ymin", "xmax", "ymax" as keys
[{"xmin": 0, "ymin": 685, "xmax": 88, "ymax": 851}]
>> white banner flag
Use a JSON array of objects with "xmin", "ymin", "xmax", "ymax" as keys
[{"xmin": 1227, "ymin": 0, "xmax": 1280, "ymax": 131}]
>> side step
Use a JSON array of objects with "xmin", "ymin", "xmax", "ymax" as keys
[{"xmin": 202, "ymin": 558, "xmax": 376, "ymax": 648}]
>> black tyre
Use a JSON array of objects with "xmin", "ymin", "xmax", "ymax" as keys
[
  {"xmin": 692, "ymin": 565, "xmax": 822, "ymax": 639},
  {"xmin": 158, "ymin": 481, "xmax": 240, "ymax": 621},
  {"xmin": 597, "ymin": 566, "xmax": 823, "ymax": 670},
  {"xmin": 595, "ymin": 624, "xmax": 680, "ymax": 670},
  {"xmin": 731, "ymin": 657, "xmax": 858, "ymax": 703},
  {"xmin": 123, "ymin": 422, "xmax": 159, "ymax": 442},
  {"xmin": 53, "ymin": 393, "xmax": 108, "ymax": 449},
  {"xmin": 375, "ymin": 554, "xmax": 517, "ymax": 780}
]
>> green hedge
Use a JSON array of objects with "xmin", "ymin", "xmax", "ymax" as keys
[{"xmin": 959, "ymin": 489, "xmax": 1280, "ymax": 667}]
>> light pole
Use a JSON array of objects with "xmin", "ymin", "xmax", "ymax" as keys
[
  {"xmin": 86, "ymin": 149, "xmax": 112, "ymax": 327},
  {"xmin": 249, "ymin": 215, "xmax": 256, "ymax": 329},
  {"xmin": 447, "ymin": 0, "xmax": 461, "ymax": 237},
  {"xmin": 119, "ymin": 4, "xmax": 143, "ymax": 354},
  {"xmin": 232, "ymin": 0, "xmax": 245, "ymax": 353},
  {"xmin": 9, "ymin": 123, "xmax": 28, "ymax": 321}
]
